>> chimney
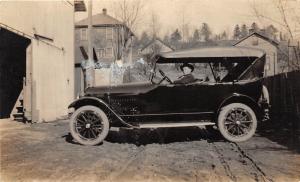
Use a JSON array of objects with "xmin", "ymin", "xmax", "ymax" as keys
[{"xmin": 102, "ymin": 8, "xmax": 107, "ymax": 15}]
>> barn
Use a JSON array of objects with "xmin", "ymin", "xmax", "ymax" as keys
[{"xmin": 0, "ymin": 1, "xmax": 85, "ymax": 122}]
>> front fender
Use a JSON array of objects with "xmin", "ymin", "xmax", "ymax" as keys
[
  {"xmin": 68, "ymin": 97, "xmax": 133, "ymax": 127},
  {"xmin": 68, "ymin": 97, "xmax": 108, "ymax": 109}
]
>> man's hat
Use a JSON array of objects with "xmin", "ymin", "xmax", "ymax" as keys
[{"xmin": 180, "ymin": 63, "xmax": 194, "ymax": 72}]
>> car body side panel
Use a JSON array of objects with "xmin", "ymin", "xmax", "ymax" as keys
[
  {"xmin": 106, "ymin": 79, "xmax": 263, "ymax": 118},
  {"xmin": 69, "ymin": 78, "xmax": 263, "ymax": 126}
]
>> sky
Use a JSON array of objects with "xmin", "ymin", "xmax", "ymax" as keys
[{"xmin": 75, "ymin": 0, "xmax": 300, "ymax": 38}]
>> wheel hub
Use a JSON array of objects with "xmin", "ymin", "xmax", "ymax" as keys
[
  {"xmin": 236, "ymin": 120, "xmax": 241, "ymax": 125},
  {"xmin": 85, "ymin": 123, "xmax": 91, "ymax": 129}
]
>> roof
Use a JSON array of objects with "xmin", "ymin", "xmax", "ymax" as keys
[
  {"xmin": 75, "ymin": 13, "xmax": 123, "ymax": 27},
  {"xmin": 233, "ymin": 32, "xmax": 279, "ymax": 47},
  {"xmin": 140, "ymin": 38, "xmax": 174, "ymax": 52},
  {"xmin": 156, "ymin": 46, "xmax": 265, "ymax": 63}
]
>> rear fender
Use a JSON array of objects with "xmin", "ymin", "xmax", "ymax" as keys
[{"xmin": 216, "ymin": 93, "xmax": 263, "ymax": 121}]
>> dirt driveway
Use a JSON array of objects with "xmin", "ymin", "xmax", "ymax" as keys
[{"xmin": 0, "ymin": 119, "xmax": 300, "ymax": 182}]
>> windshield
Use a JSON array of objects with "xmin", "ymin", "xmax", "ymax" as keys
[{"xmin": 153, "ymin": 63, "xmax": 216, "ymax": 83}]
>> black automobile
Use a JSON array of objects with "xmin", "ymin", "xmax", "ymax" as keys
[{"xmin": 68, "ymin": 47, "xmax": 269, "ymax": 145}]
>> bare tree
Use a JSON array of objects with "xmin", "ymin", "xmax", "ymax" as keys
[
  {"xmin": 112, "ymin": 0, "xmax": 145, "ymax": 33},
  {"xmin": 250, "ymin": 0, "xmax": 300, "ymax": 69},
  {"xmin": 250, "ymin": 0, "xmax": 299, "ymax": 39},
  {"xmin": 149, "ymin": 11, "xmax": 161, "ymax": 39},
  {"xmin": 179, "ymin": 11, "xmax": 190, "ymax": 43}
]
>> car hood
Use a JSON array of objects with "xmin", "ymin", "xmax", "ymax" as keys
[{"xmin": 85, "ymin": 81, "xmax": 158, "ymax": 95}]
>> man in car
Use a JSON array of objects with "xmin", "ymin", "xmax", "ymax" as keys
[{"xmin": 174, "ymin": 63, "xmax": 196, "ymax": 84}]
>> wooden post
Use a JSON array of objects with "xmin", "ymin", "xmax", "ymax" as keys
[
  {"xmin": 88, "ymin": 0, "xmax": 93, "ymax": 63},
  {"xmin": 288, "ymin": 39, "xmax": 290, "ymax": 72},
  {"xmin": 274, "ymin": 52, "xmax": 276, "ymax": 75},
  {"xmin": 85, "ymin": 0, "xmax": 95, "ymax": 88},
  {"xmin": 24, "ymin": 43, "xmax": 32, "ymax": 121},
  {"xmin": 296, "ymin": 41, "xmax": 300, "ymax": 65}
]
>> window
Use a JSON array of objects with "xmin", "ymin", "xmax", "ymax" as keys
[
  {"xmin": 106, "ymin": 27, "xmax": 113, "ymax": 40},
  {"xmin": 96, "ymin": 48, "xmax": 105, "ymax": 59},
  {"xmin": 239, "ymin": 56, "xmax": 266, "ymax": 80},
  {"xmin": 154, "ymin": 63, "xmax": 216, "ymax": 84},
  {"xmin": 80, "ymin": 28, "xmax": 87, "ymax": 41},
  {"xmin": 105, "ymin": 47, "xmax": 114, "ymax": 58},
  {"xmin": 97, "ymin": 28, "xmax": 105, "ymax": 34}
]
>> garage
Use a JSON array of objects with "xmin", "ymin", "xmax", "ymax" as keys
[
  {"xmin": 0, "ymin": 1, "xmax": 76, "ymax": 123},
  {"xmin": 0, "ymin": 27, "xmax": 31, "ymax": 121}
]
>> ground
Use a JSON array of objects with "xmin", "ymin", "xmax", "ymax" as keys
[{"xmin": 0, "ymin": 119, "xmax": 300, "ymax": 182}]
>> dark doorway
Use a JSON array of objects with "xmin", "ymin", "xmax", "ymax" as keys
[{"xmin": 0, "ymin": 28, "xmax": 30, "ymax": 118}]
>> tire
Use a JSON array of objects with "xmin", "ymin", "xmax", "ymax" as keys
[
  {"xmin": 70, "ymin": 106, "xmax": 110, "ymax": 146},
  {"xmin": 218, "ymin": 103, "xmax": 257, "ymax": 142}
]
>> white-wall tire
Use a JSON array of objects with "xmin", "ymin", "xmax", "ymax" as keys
[
  {"xmin": 70, "ymin": 106, "xmax": 109, "ymax": 146},
  {"xmin": 218, "ymin": 103, "xmax": 257, "ymax": 142}
]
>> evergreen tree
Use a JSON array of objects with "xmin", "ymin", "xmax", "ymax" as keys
[
  {"xmin": 266, "ymin": 24, "xmax": 278, "ymax": 39},
  {"xmin": 192, "ymin": 29, "xmax": 200, "ymax": 42},
  {"xmin": 200, "ymin": 23, "xmax": 212, "ymax": 42},
  {"xmin": 213, "ymin": 34, "xmax": 221, "ymax": 41},
  {"xmin": 241, "ymin": 24, "xmax": 248, "ymax": 38},
  {"xmin": 233, "ymin": 24, "xmax": 241, "ymax": 40},
  {"xmin": 170, "ymin": 29, "xmax": 182, "ymax": 48},
  {"xmin": 251, "ymin": 22, "xmax": 259, "ymax": 33},
  {"xmin": 221, "ymin": 31, "xmax": 228, "ymax": 40}
]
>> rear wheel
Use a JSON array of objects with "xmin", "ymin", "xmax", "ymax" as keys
[
  {"xmin": 70, "ymin": 106, "xmax": 109, "ymax": 146},
  {"xmin": 218, "ymin": 103, "xmax": 257, "ymax": 142}
]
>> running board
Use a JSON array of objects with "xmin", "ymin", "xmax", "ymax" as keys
[{"xmin": 138, "ymin": 122, "xmax": 215, "ymax": 128}]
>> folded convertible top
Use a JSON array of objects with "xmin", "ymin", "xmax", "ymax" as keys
[{"xmin": 156, "ymin": 46, "xmax": 265, "ymax": 63}]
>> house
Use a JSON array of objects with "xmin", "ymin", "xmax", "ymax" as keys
[
  {"xmin": 75, "ymin": 8, "xmax": 133, "ymax": 63},
  {"xmin": 140, "ymin": 38, "xmax": 174, "ymax": 62},
  {"xmin": 74, "ymin": 8, "xmax": 134, "ymax": 96},
  {"xmin": 233, "ymin": 32, "xmax": 279, "ymax": 77},
  {"xmin": 0, "ymin": 0, "xmax": 82, "ymax": 122}
]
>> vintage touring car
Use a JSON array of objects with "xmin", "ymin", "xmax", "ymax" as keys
[{"xmin": 68, "ymin": 47, "xmax": 269, "ymax": 145}]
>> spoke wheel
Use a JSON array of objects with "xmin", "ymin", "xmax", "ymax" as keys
[
  {"xmin": 218, "ymin": 103, "xmax": 257, "ymax": 142},
  {"xmin": 70, "ymin": 106, "xmax": 109, "ymax": 146}
]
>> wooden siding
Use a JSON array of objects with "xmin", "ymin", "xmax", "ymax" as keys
[{"xmin": 235, "ymin": 34, "xmax": 278, "ymax": 77}]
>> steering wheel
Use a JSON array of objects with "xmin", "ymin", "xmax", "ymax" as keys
[{"xmin": 158, "ymin": 69, "xmax": 173, "ymax": 84}]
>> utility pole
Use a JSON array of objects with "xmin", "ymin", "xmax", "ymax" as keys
[{"xmin": 85, "ymin": 0, "xmax": 95, "ymax": 88}]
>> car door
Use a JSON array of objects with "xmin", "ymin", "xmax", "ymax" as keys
[
  {"xmin": 184, "ymin": 82, "xmax": 235, "ymax": 112},
  {"xmin": 137, "ymin": 83, "xmax": 187, "ymax": 114}
]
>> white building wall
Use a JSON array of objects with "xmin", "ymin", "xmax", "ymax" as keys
[
  {"xmin": 235, "ymin": 35, "xmax": 278, "ymax": 77},
  {"xmin": 0, "ymin": 1, "xmax": 75, "ymax": 122}
]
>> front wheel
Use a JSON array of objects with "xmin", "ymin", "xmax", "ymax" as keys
[
  {"xmin": 70, "ymin": 106, "xmax": 110, "ymax": 146},
  {"xmin": 218, "ymin": 103, "xmax": 257, "ymax": 142}
]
